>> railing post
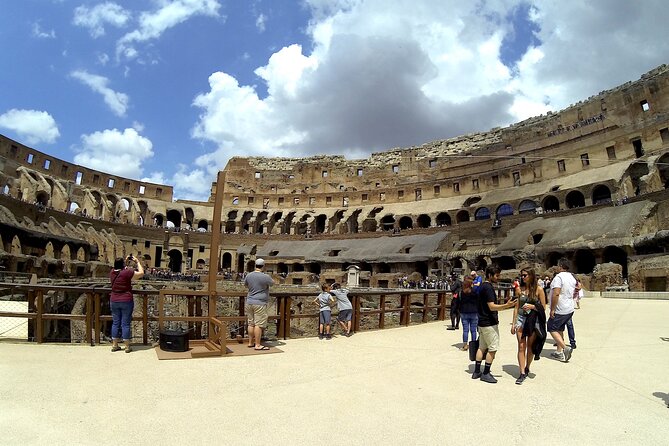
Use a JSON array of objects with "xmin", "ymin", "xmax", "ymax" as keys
[
  {"xmin": 379, "ymin": 295, "xmax": 385, "ymax": 329},
  {"xmin": 353, "ymin": 295, "xmax": 361, "ymax": 333},
  {"xmin": 86, "ymin": 293, "xmax": 93, "ymax": 346},
  {"xmin": 36, "ymin": 289, "xmax": 43, "ymax": 343},
  {"xmin": 95, "ymin": 293, "xmax": 101, "ymax": 345},
  {"xmin": 195, "ymin": 295, "xmax": 202, "ymax": 339},
  {"xmin": 422, "ymin": 293, "xmax": 429, "ymax": 323},
  {"xmin": 284, "ymin": 297, "xmax": 292, "ymax": 339},
  {"xmin": 400, "ymin": 294, "xmax": 410, "ymax": 326},
  {"xmin": 142, "ymin": 295, "xmax": 148, "ymax": 345},
  {"xmin": 437, "ymin": 292, "xmax": 446, "ymax": 321}
]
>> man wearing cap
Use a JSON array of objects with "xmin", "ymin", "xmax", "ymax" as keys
[
  {"xmin": 244, "ymin": 258, "xmax": 275, "ymax": 350},
  {"xmin": 471, "ymin": 270, "xmax": 482, "ymax": 295}
]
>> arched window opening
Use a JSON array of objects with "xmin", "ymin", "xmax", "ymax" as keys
[
  {"xmin": 603, "ymin": 246, "xmax": 628, "ymax": 278},
  {"xmin": 566, "ymin": 190, "xmax": 585, "ymax": 209},
  {"xmin": 592, "ymin": 185, "xmax": 612, "ymax": 205},
  {"xmin": 574, "ymin": 249, "xmax": 596, "ymax": 274},
  {"xmin": 474, "ymin": 207, "xmax": 490, "ymax": 220},
  {"xmin": 456, "ymin": 210, "xmax": 470, "ymax": 224},
  {"xmin": 518, "ymin": 200, "xmax": 537, "ymax": 214},
  {"xmin": 380, "ymin": 215, "xmax": 395, "ymax": 231},
  {"xmin": 399, "ymin": 216, "xmax": 413, "ymax": 230},
  {"xmin": 496, "ymin": 203, "xmax": 514, "ymax": 218},
  {"xmin": 417, "ymin": 214, "xmax": 431, "ymax": 228},
  {"xmin": 542, "ymin": 195, "xmax": 560, "ymax": 212},
  {"xmin": 436, "ymin": 212, "xmax": 451, "ymax": 226}
]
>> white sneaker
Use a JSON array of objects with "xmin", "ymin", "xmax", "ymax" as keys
[
  {"xmin": 563, "ymin": 346, "xmax": 573, "ymax": 362},
  {"xmin": 553, "ymin": 351, "xmax": 565, "ymax": 361}
]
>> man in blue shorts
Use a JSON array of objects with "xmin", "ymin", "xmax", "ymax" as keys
[{"xmin": 548, "ymin": 258, "xmax": 576, "ymax": 362}]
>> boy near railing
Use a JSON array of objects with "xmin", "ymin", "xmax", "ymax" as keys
[{"xmin": 314, "ymin": 283, "xmax": 335, "ymax": 340}]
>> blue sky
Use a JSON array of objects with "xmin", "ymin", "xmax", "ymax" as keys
[{"xmin": 1, "ymin": 0, "xmax": 668, "ymax": 201}]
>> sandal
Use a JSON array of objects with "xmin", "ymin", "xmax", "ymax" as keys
[
  {"xmin": 111, "ymin": 345, "xmax": 121, "ymax": 352},
  {"xmin": 125, "ymin": 346, "xmax": 132, "ymax": 353},
  {"xmin": 254, "ymin": 346, "xmax": 270, "ymax": 351}
]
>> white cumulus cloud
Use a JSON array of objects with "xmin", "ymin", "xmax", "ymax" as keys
[
  {"xmin": 70, "ymin": 70, "xmax": 129, "ymax": 117},
  {"xmin": 116, "ymin": 0, "xmax": 221, "ymax": 60},
  {"xmin": 74, "ymin": 128, "xmax": 154, "ymax": 179},
  {"xmin": 32, "ymin": 22, "xmax": 56, "ymax": 39},
  {"xmin": 188, "ymin": 0, "xmax": 669, "ymax": 178},
  {"xmin": 73, "ymin": 2, "xmax": 131, "ymax": 38},
  {"xmin": 0, "ymin": 109, "xmax": 60, "ymax": 145}
]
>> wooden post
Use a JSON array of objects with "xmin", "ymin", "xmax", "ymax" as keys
[
  {"xmin": 437, "ymin": 292, "xmax": 446, "ymax": 321},
  {"xmin": 422, "ymin": 293, "xmax": 429, "ymax": 323},
  {"xmin": 95, "ymin": 293, "xmax": 101, "ymax": 344},
  {"xmin": 379, "ymin": 295, "xmax": 385, "ymax": 329},
  {"xmin": 85, "ymin": 293, "xmax": 93, "ymax": 346},
  {"xmin": 207, "ymin": 171, "xmax": 225, "ymax": 345},
  {"xmin": 36, "ymin": 289, "xmax": 43, "ymax": 343},
  {"xmin": 284, "ymin": 297, "xmax": 292, "ymax": 339},
  {"xmin": 353, "ymin": 295, "xmax": 361, "ymax": 332},
  {"xmin": 142, "ymin": 295, "xmax": 148, "ymax": 345},
  {"xmin": 400, "ymin": 294, "xmax": 410, "ymax": 326}
]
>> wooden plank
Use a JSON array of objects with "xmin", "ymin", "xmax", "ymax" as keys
[
  {"xmin": 142, "ymin": 296, "xmax": 148, "ymax": 345},
  {"xmin": 422, "ymin": 293, "xmax": 429, "ymax": 323},
  {"xmin": 379, "ymin": 295, "xmax": 385, "ymax": 329}
]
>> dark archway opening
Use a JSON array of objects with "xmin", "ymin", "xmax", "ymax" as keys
[
  {"xmin": 436, "ymin": 212, "xmax": 451, "ymax": 226},
  {"xmin": 456, "ymin": 210, "xmax": 469, "ymax": 224},
  {"xmin": 542, "ymin": 195, "xmax": 560, "ymax": 212},
  {"xmin": 222, "ymin": 252, "xmax": 232, "ymax": 269},
  {"xmin": 167, "ymin": 249, "xmax": 183, "ymax": 273},
  {"xmin": 314, "ymin": 214, "xmax": 327, "ymax": 234},
  {"xmin": 380, "ymin": 215, "xmax": 395, "ymax": 231},
  {"xmin": 399, "ymin": 216, "xmax": 413, "ymax": 230},
  {"xmin": 573, "ymin": 249, "xmax": 596, "ymax": 274},
  {"xmin": 495, "ymin": 256, "xmax": 516, "ymax": 270},
  {"xmin": 603, "ymin": 246, "xmax": 628, "ymax": 278},
  {"xmin": 566, "ymin": 190, "xmax": 585, "ymax": 209},
  {"xmin": 417, "ymin": 214, "xmax": 431, "ymax": 228},
  {"xmin": 592, "ymin": 185, "xmax": 612, "ymax": 205},
  {"xmin": 166, "ymin": 209, "xmax": 182, "ymax": 229}
]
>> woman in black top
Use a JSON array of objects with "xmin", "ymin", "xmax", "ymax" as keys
[
  {"xmin": 459, "ymin": 275, "xmax": 478, "ymax": 351},
  {"xmin": 511, "ymin": 268, "xmax": 546, "ymax": 384}
]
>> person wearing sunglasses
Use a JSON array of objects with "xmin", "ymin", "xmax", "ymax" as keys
[{"xmin": 511, "ymin": 268, "xmax": 547, "ymax": 385}]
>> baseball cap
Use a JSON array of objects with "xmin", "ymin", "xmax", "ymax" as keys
[{"xmin": 255, "ymin": 258, "xmax": 265, "ymax": 267}]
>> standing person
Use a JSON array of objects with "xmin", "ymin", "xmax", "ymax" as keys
[
  {"xmin": 511, "ymin": 268, "xmax": 547, "ymax": 384},
  {"xmin": 244, "ymin": 258, "xmax": 275, "ymax": 350},
  {"xmin": 110, "ymin": 255, "xmax": 144, "ymax": 353},
  {"xmin": 471, "ymin": 270, "xmax": 483, "ymax": 295},
  {"xmin": 471, "ymin": 266, "xmax": 517, "ymax": 383},
  {"xmin": 458, "ymin": 275, "xmax": 478, "ymax": 351},
  {"xmin": 547, "ymin": 258, "xmax": 576, "ymax": 362},
  {"xmin": 331, "ymin": 283, "xmax": 353, "ymax": 336},
  {"xmin": 314, "ymin": 283, "xmax": 335, "ymax": 339},
  {"xmin": 448, "ymin": 273, "xmax": 462, "ymax": 330}
]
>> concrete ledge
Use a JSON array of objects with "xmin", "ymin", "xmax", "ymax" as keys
[{"xmin": 601, "ymin": 291, "xmax": 669, "ymax": 300}]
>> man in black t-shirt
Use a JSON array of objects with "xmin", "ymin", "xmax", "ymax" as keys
[{"xmin": 472, "ymin": 265, "xmax": 517, "ymax": 383}]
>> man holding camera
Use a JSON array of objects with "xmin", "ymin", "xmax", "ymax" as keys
[{"xmin": 110, "ymin": 254, "xmax": 144, "ymax": 353}]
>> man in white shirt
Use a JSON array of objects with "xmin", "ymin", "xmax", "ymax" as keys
[{"xmin": 548, "ymin": 258, "xmax": 576, "ymax": 362}]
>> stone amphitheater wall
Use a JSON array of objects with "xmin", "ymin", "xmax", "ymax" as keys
[{"xmin": 2, "ymin": 65, "xmax": 669, "ymax": 289}]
